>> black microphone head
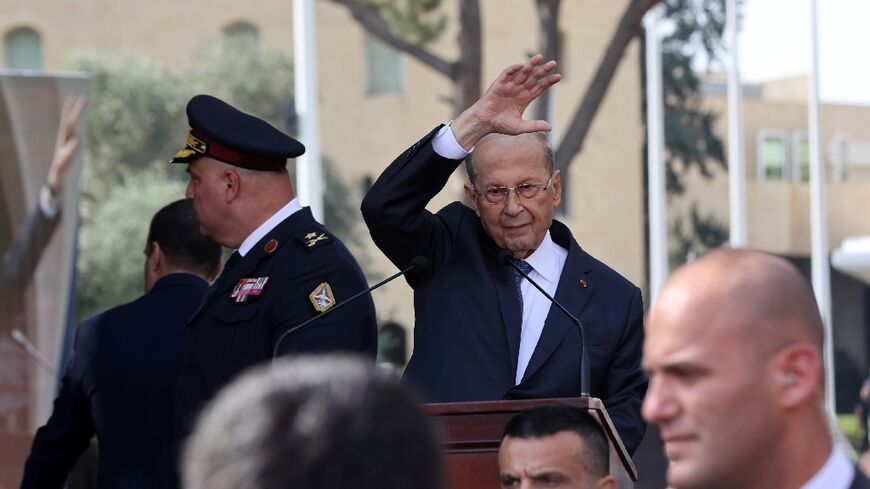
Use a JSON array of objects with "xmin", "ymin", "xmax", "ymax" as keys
[
  {"xmin": 497, "ymin": 250, "xmax": 514, "ymax": 266},
  {"xmin": 409, "ymin": 256, "xmax": 429, "ymax": 274}
]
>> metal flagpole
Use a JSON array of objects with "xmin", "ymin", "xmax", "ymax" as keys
[
  {"xmin": 807, "ymin": 0, "xmax": 835, "ymax": 418},
  {"xmin": 726, "ymin": 0, "xmax": 747, "ymax": 248},
  {"xmin": 293, "ymin": 0, "xmax": 324, "ymax": 222},
  {"xmin": 644, "ymin": 6, "xmax": 668, "ymax": 302}
]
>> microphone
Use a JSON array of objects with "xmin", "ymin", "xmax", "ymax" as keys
[
  {"xmin": 272, "ymin": 256, "xmax": 429, "ymax": 360},
  {"xmin": 498, "ymin": 250, "xmax": 590, "ymax": 397}
]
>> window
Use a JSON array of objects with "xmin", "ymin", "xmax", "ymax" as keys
[
  {"xmin": 791, "ymin": 133, "xmax": 809, "ymax": 182},
  {"xmin": 365, "ymin": 34, "xmax": 403, "ymax": 95},
  {"xmin": 756, "ymin": 130, "xmax": 789, "ymax": 180},
  {"xmin": 831, "ymin": 132, "xmax": 850, "ymax": 182},
  {"xmin": 5, "ymin": 27, "xmax": 42, "ymax": 70},
  {"xmin": 224, "ymin": 22, "xmax": 259, "ymax": 45}
]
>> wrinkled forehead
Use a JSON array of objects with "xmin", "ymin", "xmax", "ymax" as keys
[{"xmin": 473, "ymin": 134, "xmax": 551, "ymax": 180}]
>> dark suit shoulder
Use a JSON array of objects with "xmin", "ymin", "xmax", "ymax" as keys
[
  {"xmin": 852, "ymin": 466, "xmax": 870, "ymax": 489},
  {"xmin": 552, "ymin": 219, "xmax": 640, "ymax": 295},
  {"xmin": 581, "ymin": 248, "xmax": 640, "ymax": 293}
]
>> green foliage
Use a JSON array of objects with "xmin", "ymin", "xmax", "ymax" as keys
[
  {"xmin": 669, "ymin": 203, "xmax": 728, "ymax": 267},
  {"xmin": 67, "ymin": 38, "xmax": 364, "ymax": 321},
  {"xmin": 362, "ymin": 0, "xmax": 448, "ymax": 45},
  {"xmin": 181, "ymin": 40, "xmax": 295, "ymax": 130},
  {"xmin": 838, "ymin": 414, "xmax": 863, "ymax": 453},
  {"xmin": 661, "ymin": 0, "xmax": 728, "ymax": 194},
  {"xmin": 65, "ymin": 51, "xmax": 186, "ymax": 194}
]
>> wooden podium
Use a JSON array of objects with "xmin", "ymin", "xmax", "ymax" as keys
[{"xmin": 427, "ymin": 397, "xmax": 637, "ymax": 489}]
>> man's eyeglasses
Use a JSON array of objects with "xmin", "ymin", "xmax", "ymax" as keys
[{"xmin": 472, "ymin": 176, "xmax": 553, "ymax": 205}]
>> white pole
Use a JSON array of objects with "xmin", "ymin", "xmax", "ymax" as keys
[
  {"xmin": 293, "ymin": 0, "xmax": 324, "ymax": 222},
  {"xmin": 644, "ymin": 6, "xmax": 668, "ymax": 302},
  {"xmin": 807, "ymin": 0, "xmax": 835, "ymax": 418},
  {"xmin": 726, "ymin": 0, "xmax": 747, "ymax": 248}
]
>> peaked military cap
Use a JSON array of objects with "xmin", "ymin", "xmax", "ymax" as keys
[{"xmin": 170, "ymin": 94, "xmax": 305, "ymax": 171}]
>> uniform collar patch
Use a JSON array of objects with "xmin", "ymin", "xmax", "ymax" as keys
[
  {"xmin": 305, "ymin": 231, "xmax": 328, "ymax": 248},
  {"xmin": 264, "ymin": 239, "xmax": 279, "ymax": 254}
]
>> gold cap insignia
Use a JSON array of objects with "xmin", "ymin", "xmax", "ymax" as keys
[{"xmin": 186, "ymin": 133, "xmax": 208, "ymax": 154}]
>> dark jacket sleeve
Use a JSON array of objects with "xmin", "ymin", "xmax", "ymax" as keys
[
  {"xmin": 20, "ymin": 321, "xmax": 95, "ymax": 489},
  {"xmin": 1, "ymin": 205, "xmax": 61, "ymax": 332},
  {"xmin": 360, "ymin": 126, "xmax": 466, "ymax": 284},
  {"xmin": 600, "ymin": 286, "xmax": 647, "ymax": 454}
]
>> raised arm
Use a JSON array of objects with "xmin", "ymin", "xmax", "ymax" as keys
[
  {"xmin": 450, "ymin": 53, "xmax": 560, "ymax": 149},
  {"xmin": 361, "ymin": 55, "xmax": 560, "ymax": 279}
]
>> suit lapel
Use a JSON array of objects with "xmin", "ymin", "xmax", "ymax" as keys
[
  {"xmin": 520, "ymin": 222, "xmax": 597, "ymax": 384},
  {"xmin": 479, "ymin": 229, "xmax": 522, "ymax": 376}
]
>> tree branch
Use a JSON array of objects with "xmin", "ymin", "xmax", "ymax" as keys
[
  {"xmin": 555, "ymin": 0, "xmax": 662, "ymax": 171},
  {"xmin": 328, "ymin": 0, "xmax": 456, "ymax": 79}
]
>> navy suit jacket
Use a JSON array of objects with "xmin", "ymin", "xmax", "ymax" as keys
[
  {"xmin": 21, "ymin": 273, "xmax": 209, "ymax": 489},
  {"xmin": 1, "ymin": 204, "xmax": 60, "ymax": 334},
  {"xmin": 852, "ymin": 466, "xmax": 870, "ymax": 489},
  {"xmin": 362, "ymin": 127, "xmax": 647, "ymax": 453}
]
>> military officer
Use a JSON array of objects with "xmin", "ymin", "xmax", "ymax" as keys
[{"xmin": 167, "ymin": 95, "xmax": 378, "ymax": 481}]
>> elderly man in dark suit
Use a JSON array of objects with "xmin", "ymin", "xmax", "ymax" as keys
[
  {"xmin": 643, "ymin": 249, "xmax": 870, "ymax": 489},
  {"xmin": 361, "ymin": 55, "xmax": 646, "ymax": 453},
  {"xmin": 20, "ymin": 199, "xmax": 221, "ymax": 488}
]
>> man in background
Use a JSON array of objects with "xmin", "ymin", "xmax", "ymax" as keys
[
  {"xmin": 183, "ymin": 355, "xmax": 443, "ymax": 489},
  {"xmin": 643, "ymin": 249, "xmax": 870, "ymax": 489},
  {"xmin": 499, "ymin": 405, "xmax": 616, "ymax": 489},
  {"xmin": 21, "ymin": 199, "xmax": 221, "ymax": 489}
]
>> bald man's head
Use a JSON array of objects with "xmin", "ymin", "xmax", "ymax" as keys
[
  {"xmin": 642, "ymin": 249, "xmax": 830, "ymax": 489},
  {"xmin": 659, "ymin": 249, "xmax": 823, "ymax": 357}
]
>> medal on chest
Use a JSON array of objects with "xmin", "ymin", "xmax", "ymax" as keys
[{"xmin": 230, "ymin": 277, "xmax": 270, "ymax": 303}]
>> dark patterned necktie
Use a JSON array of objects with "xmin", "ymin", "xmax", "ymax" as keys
[{"xmin": 510, "ymin": 259, "xmax": 533, "ymax": 314}]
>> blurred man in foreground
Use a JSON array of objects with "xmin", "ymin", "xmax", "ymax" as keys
[
  {"xmin": 499, "ymin": 405, "xmax": 616, "ymax": 489},
  {"xmin": 643, "ymin": 249, "xmax": 870, "ymax": 489},
  {"xmin": 21, "ymin": 199, "xmax": 221, "ymax": 488},
  {"xmin": 183, "ymin": 355, "xmax": 443, "ymax": 489}
]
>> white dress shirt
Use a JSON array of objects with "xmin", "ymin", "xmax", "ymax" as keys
[
  {"xmin": 431, "ymin": 124, "xmax": 569, "ymax": 384},
  {"xmin": 237, "ymin": 197, "xmax": 302, "ymax": 257},
  {"xmin": 515, "ymin": 231, "xmax": 567, "ymax": 383},
  {"xmin": 801, "ymin": 443, "xmax": 854, "ymax": 489}
]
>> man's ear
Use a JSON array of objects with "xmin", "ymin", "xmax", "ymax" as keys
[
  {"xmin": 774, "ymin": 342, "xmax": 822, "ymax": 409},
  {"xmin": 596, "ymin": 475, "xmax": 617, "ymax": 489},
  {"xmin": 147, "ymin": 242, "xmax": 163, "ymax": 272},
  {"xmin": 464, "ymin": 184, "xmax": 480, "ymax": 215},
  {"xmin": 550, "ymin": 169, "xmax": 562, "ymax": 208},
  {"xmin": 224, "ymin": 169, "xmax": 241, "ymax": 203}
]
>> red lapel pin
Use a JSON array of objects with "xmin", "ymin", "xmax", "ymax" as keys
[
  {"xmin": 579, "ymin": 279, "xmax": 588, "ymax": 288},
  {"xmin": 264, "ymin": 239, "xmax": 279, "ymax": 254}
]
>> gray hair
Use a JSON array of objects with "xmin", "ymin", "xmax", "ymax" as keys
[
  {"xmin": 465, "ymin": 132, "xmax": 555, "ymax": 184},
  {"xmin": 183, "ymin": 355, "xmax": 443, "ymax": 489}
]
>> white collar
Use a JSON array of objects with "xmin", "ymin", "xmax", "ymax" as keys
[
  {"xmin": 523, "ymin": 231, "xmax": 566, "ymax": 285},
  {"xmin": 237, "ymin": 197, "xmax": 302, "ymax": 257},
  {"xmin": 800, "ymin": 443, "xmax": 854, "ymax": 489}
]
